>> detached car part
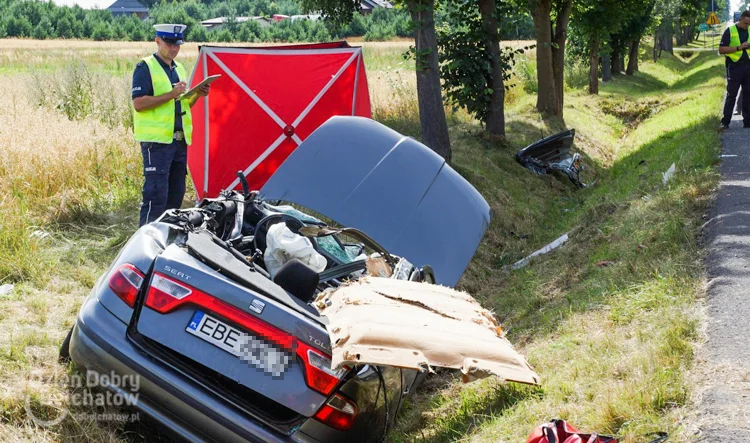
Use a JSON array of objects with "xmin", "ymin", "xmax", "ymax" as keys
[
  {"xmin": 515, "ymin": 129, "xmax": 587, "ymax": 188},
  {"xmin": 315, "ymin": 277, "xmax": 540, "ymax": 385}
]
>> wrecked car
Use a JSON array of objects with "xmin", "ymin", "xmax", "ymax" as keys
[
  {"xmin": 61, "ymin": 116, "xmax": 538, "ymax": 442},
  {"xmin": 515, "ymin": 129, "xmax": 587, "ymax": 188}
]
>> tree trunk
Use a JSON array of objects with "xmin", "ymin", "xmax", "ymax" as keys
[
  {"xmin": 611, "ymin": 46, "xmax": 620, "ymax": 75},
  {"xmin": 530, "ymin": 0, "xmax": 558, "ymax": 115},
  {"xmin": 676, "ymin": 21, "xmax": 688, "ymax": 46},
  {"xmin": 407, "ymin": 0, "xmax": 451, "ymax": 161},
  {"xmin": 478, "ymin": 0, "xmax": 505, "ymax": 137},
  {"xmin": 611, "ymin": 38, "xmax": 625, "ymax": 76},
  {"xmin": 551, "ymin": 0, "xmax": 572, "ymax": 115},
  {"xmin": 588, "ymin": 37, "xmax": 599, "ymax": 94},
  {"xmin": 653, "ymin": 32, "xmax": 658, "ymax": 61},
  {"xmin": 602, "ymin": 54, "xmax": 611, "ymax": 81},
  {"xmin": 626, "ymin": 39, "xmax": 639, "ymax": 75},
  {"xmin": 660, "ymin": 30, "xmax": 673, "ymax": 54}
]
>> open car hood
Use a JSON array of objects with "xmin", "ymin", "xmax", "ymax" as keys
[{"xmin": 260, "ymin": 116, "xmax": 491, "ymax": 287}]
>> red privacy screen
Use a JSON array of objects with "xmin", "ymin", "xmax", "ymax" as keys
[{"xmin": 187, "ymin": 42, "xmax": 371, "ymax": 199}]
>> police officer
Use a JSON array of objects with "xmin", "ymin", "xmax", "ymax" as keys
[
  {"xmin": 720, "ymin": 11, "xmax": 750, "ymax": 129},
  {"xmin": 132, "ymin": 24, "xmax": 210, "ymax": 226}
]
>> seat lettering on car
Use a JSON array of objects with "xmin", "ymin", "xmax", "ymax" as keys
[
  {"xmin": 164, "ymin": 265, "xmax": 191, "ymax": 281},
  {"xmin": 308, "ymin": 335, "xmax": 330, "ymax": 350}
]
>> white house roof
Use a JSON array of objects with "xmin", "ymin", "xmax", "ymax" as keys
[{"xmin": 200, "ymin": 16, "xmax": 271, "ymax": 26}]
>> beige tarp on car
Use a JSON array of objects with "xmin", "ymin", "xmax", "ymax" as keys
[{"xmin": 313, "ymin": 277, "xmax": 540, "ymax": 385}]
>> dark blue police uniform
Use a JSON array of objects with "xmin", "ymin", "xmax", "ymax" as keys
[
  {"xmin": 721, "ymin": 26, "xmax": 750, "ymax": 127},
  {"xmin": 132, "ymin": 54, "xmax": 188, "ymax": 227}
]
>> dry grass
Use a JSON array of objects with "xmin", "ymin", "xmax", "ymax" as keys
[{"xmin": 0, "ymin": 72, "xmax": 142, "ymax": 441}]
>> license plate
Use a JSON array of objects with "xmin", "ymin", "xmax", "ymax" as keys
[{"xmin": 186, "ymin": 310, "xmax": 290, "ymax": 376}]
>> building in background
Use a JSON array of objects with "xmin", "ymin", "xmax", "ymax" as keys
[
  {"xmin": 360, "ymin": 0, "xmax": 393, "ymax": 14},
  {"xmin": 107, "ymin": 0, "xmax": 148, "ymax": 19},
  {"xmin": 200, "ymin": 16, "xmax": 273, "ymax": 31}
]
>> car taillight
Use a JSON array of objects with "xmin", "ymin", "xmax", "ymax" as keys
[
  {"xmin": 108, "ymin": 264, "xmax": 145, "ymax": 308},
  {"xmin": 144, "ymin": 272, "xmax": 346, "ymax": 395},
  {"xmin": 314, "ymin": 393, "xmax": 358, "ymax": 431},
  {"xmin": 296, "ymin": 342, "xmax": 346, "ymax": 396},
  {"xmin": 144, "ymin": 273, "xmax": 192, "ymax": 313}
]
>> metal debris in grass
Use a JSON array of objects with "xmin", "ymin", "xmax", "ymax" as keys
[
  {"xmin": 595, "ymin": 260, "xmax": 616, "ymax": 268},
  {"xmin": 510, "ymin": 233, "xmax": 570, "ymax": 270}
]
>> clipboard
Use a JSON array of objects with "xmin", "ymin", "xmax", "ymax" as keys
[{"xmin": 179, "ymin": 74, "xmax": 221, "ymax": 100}]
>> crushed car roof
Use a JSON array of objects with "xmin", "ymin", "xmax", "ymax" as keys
[
  {"xmin": 314, "ymin": 277, "xmax": 540, "ymax": 385},
  {"xmin": 260, "ymin": 116, "xmax": 491, "ymax": 287}
]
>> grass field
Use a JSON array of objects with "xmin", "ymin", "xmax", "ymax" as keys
[{"xmin": 0, "ymin": 39, "xmax": 724, "ymax": 442}]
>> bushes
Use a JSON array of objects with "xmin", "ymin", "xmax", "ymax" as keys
[
  {"xmin": 31, "ymin": 63, "xmax": 132, "ymax": 130},
  {"xmin": 0, "ymin": 0, "xmax": 410, "ymax": 43},
  {"xmin": 338, "ymin": 8, "xmax": 412, "ymax": 39}
]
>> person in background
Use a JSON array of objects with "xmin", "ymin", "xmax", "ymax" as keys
[
  {"xmin": 720, "ymin": 11, "xmax": 750, "ymax": 129},
  {"xmin": 132, "ymin": 24, "xmax": 210, "ymax": 226}
]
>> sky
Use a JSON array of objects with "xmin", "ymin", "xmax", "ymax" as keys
[{"xmin": 52, "ymin": 0, "xmax": 109, "ymax": 9}]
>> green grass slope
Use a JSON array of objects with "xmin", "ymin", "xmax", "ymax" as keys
[{"xmin": 390, "ymin": 50, "xmax": 723, "ymax": 443}]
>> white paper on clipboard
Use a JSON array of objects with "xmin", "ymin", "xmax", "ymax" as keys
[{"xmin": 179, "ymin": 74, "xmax": 221, "ymax": 100}]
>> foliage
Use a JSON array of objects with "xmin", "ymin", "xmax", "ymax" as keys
[
  {"xmin": 569, "ymin": 0, "xmax": 654, "ymax": 59},
  {"xmin": 0, "ymin": 0, "xmax": 409, "ymax": 43},
  {"xmin": 436, "ymin": 1, "xmax": 532, "ymax": 122}
]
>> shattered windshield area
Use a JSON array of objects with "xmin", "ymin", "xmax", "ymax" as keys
[{"xmin": 266, "ymin": 204, "xmax": 361, "ymax": 264}]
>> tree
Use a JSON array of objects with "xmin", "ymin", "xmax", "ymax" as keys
[
  {"xmin": 571, "ymin": 0, "xmax": 621, "ymax": 94},
  {"xmin": 478, "ymin": 0, "xmax": 505, "ymax": 136},
  {"xmin": 653, "ymin": 0, "xmax": 681, "ymax": 58},
  {"xmin": 5, "ymin": 16, "xmax": 33, "ymax": 37},
  {"xmin": 406, "ymin": 0, "xmax": 451, "ymax": 159},
  {"xmin": 91, "ymin": 22, "xmax": 113, "ymax": 41},
  {"xmin": 614, "ymin": 0, "xmax": 655, "ymax": 76},
  {"xmin": 437, "ymin": 0, "xmax": 529, "ymax": 136},
  {"xmin": 56, "ymin": 16, "xmax": 73, "ymax": 39},
  {"xmin": 301, "ymin": 0, "xmax": 451, "ymax": 160},
  {"xmin": 32, "ymin": 17, "xmax": 52, "ymax": 40},
  {"xmin": 527, "ymin": 0, "xmax": 573, "ymax": 117},
  {"xmin": 571, "ymin": 0, "xmax": 655, "ymax": 93}
]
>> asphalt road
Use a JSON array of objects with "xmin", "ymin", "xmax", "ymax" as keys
[{"xmin": 699, "ymin": 115, "xmax": 750, "ymax": 441}]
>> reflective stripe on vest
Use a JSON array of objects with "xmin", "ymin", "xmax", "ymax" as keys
[
  {"xmin": 133, "ymin": 55, "xmax": 193, "ymax": 144},
  {"xmin": 727, "ymin": 25, "xmax": 750, "ymax": 63}
]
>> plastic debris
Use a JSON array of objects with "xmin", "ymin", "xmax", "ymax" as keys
[
  {"xmin": 515, "ymin": 129, "xmax": 588, "ymax": 188},
  {"xmin": 0, "ymin": 284, "xmax": 14, "ymax": 295},
  {"xmin": 29, "ymin": 230, "xmax": 50, "ymax": 240},
  {"xmin": 662, "ymin": 163, "xmax": 676, "ymax": 184},
  {"xmin": 511, "ymin": 234, "xmax": 569, "ymax": 270}
]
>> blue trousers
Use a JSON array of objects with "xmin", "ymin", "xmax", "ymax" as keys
[
  {"xmin": 139, "ymin": 140, "xmax": 187, "ymax": 227},
  {"xmin": 723, "ymin": 62, "xmax": 750, "ymax": 127}
]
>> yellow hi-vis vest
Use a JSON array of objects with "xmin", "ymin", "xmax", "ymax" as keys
[
  {"xmin": 727, "ymin": 25, "xmax": 750, "ymax": 63},
  {"xmin": 133, "ymin": 55, "xmax": 193, "ymax": 144}
]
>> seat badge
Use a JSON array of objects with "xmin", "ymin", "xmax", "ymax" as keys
[{"xmin": 249, "ymin": 299, "xmax": 265, "ymax": 314}]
